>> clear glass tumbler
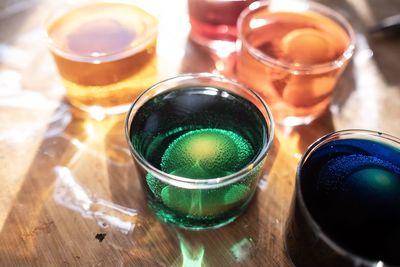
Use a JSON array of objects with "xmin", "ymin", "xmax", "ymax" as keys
[
  {"xmin": 188, "ymin": 0, "xmax": 255, "ymax": 54},
  {"xmin": 237, "ymin": 1, "xmax": 355, "ymax": 126},
  {"xmin": 286, "ymin": 129, "xmax": 400, "ymax": 267},
  {"xmin": 46, "ymin": 1, "xmax": 158, "ymax": 116},
  {"xmin": 125, "ymin": 73, "xmax": 274, "ymax": 229}
]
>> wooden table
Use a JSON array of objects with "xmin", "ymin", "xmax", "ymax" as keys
[{"xmin": 0, "ymin": 0, "xmax": 399, "ymax": 266}]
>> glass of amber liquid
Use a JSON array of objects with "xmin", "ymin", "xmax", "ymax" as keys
[
  {"xmin": 46, "ymin": 1, "xmax": 158, "ymax": 116},
  {"xmin": 237, "ymin": 1, "xmax": 355, "ymax": 126}
]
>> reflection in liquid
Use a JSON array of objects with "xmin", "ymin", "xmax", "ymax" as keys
[{"xmin": 54, "ymin": 166, "xmax": 137, "ymax": 235}]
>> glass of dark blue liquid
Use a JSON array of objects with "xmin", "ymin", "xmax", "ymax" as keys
[{"xmin": 285, "ymin": 130, "xmax": 400, "ymax": 267}]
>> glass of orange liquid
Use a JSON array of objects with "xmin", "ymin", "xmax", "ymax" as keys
[
  {"xmin": 46, "ymin": 1, "xmax": 158, "ymax": 116},
  {"xmin": 236, "ymin": 1, "xmax": 355, "ymax": 126}
]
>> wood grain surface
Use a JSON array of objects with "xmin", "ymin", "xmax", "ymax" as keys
[{"xmin": 0, "ymin": 0, "xmax": 399, "ymax": 266}]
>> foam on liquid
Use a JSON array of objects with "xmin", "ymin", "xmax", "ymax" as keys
[{"xmin": 161, "ymin": 128, "xmax": 254, "ymax": 179}]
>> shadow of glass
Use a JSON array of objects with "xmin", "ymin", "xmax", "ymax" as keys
[
  {"xmin": 293, "ymin": 111, "xmax": 335, "ymax": 153},
  {"xmin": 368, "ymin": 32, "xmax": 400, "ymax": 86},
  {"xmin": 104, "ymin": 115, "xmax": 147, "ymax": 213},
  {"xmin": 365, "ymin": 0, "xmax": 400, "ymax": 86},
  {"xmin": 330, "ymin": 61, "xmax": 356, "ymax": 114}
]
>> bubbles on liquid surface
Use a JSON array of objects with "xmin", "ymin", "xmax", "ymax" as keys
[
  {"xmin": 161, "ymin": 128, "xmax": 254, "ymax": 179},
  {"xmin": 317, "ymin": 154, "xmax": 400, "ymax": 197},
  {"xmin": 317, "ymin": 153, "xmax": 400, "ymax": 223}
]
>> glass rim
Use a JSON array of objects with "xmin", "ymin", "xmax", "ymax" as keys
[
  {"xmin": 44, "ymin": 0, "xmax": 158, "ymax": 63},
  {"xmin": 295, "ymin": 129, "xmax": 400, "ymax": 266},
  {"xmin": 124, "ymin": 72, "xmax": 275, "ymax": 190},
  {"xmin": 237, "ymin": 0, "xmax": 356, "ymax": 74}
]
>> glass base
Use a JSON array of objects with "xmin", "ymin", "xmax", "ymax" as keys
[
  {"xmin": 149, "ymin": 198, "xmax": 250, "ymax": 230},
  {"xmin": 69, "ymin": 102, "xmax": 132, "ymax": 120},
  {"xmin": 189, "ymin": 31, "xmax": 237, "ymax": 57}
]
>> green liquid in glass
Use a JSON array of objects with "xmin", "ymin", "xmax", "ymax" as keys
[
  {"xmin": 161, "ymin": 128, "xmax": 254, "ymax": 178},
  {"xmin": 131, "ymin": 87, "xmax": 267, "ymax": 229}
]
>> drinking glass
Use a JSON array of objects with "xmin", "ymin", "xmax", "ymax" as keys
[
  {"xmin": 46, "ymin": 1, "xmax": 158, "ymax": 116},
  {"xmin": 188, "ymin": 0, "xmax": 255, "ymax": 54},
  {"xmin": 237, "ymin": 1, "xmax": 355, "ymax": 126},
  {"xmin": 285, "ymin": 129, "xmax": 400, "ymax": 267},
  {"xmin": 125, "ymin": 73, "xmax": 274, "ymax": 229}
]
